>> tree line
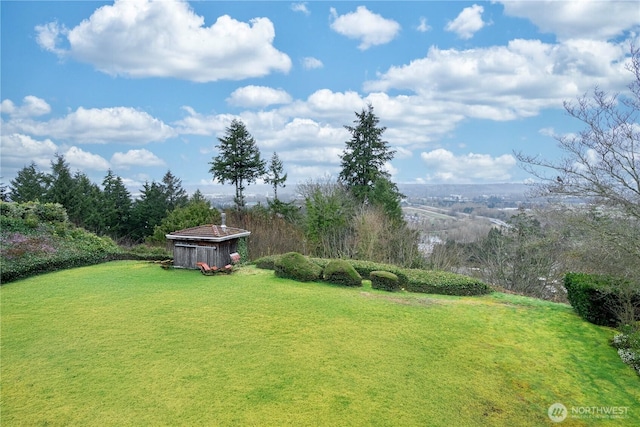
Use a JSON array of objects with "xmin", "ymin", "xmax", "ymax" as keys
[
  {"xmin": 7, "ymin": 156, "xmax": 195, "ymax": 243},
  {"xmin": 4, "ymin": 103, "xmax": 420, "ymax": 268}
]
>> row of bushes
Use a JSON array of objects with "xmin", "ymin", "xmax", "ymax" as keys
[{"xmin": 254, "ymin": 252, "xmax": 492, "ymax": 296}]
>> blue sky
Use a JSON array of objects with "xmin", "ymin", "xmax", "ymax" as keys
[{"xmin": 1, "ymin": 0, "xmax": 639, "ymax": 195}]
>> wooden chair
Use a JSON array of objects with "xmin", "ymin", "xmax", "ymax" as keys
[{"xmin": 196, "ymin": 262, "xmax": 218, "ymax": 276}]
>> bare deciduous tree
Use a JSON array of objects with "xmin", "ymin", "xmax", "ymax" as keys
[{"xmin": 516, "ymin": 47, "xmax": 640, "ymax": 323}]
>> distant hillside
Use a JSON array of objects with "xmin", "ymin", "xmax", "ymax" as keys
[{"xmin": 398, "ymin": 183, "xmax": 531, "ymax": 199}]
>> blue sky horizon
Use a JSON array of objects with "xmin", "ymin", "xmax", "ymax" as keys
[{"xmin": 1, "ymin": 0, "xmax": 639, "ymax": 195}]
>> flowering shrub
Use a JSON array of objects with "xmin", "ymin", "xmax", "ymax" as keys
[
  {"xmin": 2, "ymin": 232, "xmax": 56, "ymax": 260},
  {"xmin": 612, "ymin": 326, "xmax": 640, "ymax": 375},
  {"xmin": 1, "ymin": 201, "xmax": 123, "ymax": 283}
]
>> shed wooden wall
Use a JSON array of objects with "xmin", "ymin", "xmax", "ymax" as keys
[{"xmin": 171, "ymin": 239, "xmax": 238, "ymax": 269}]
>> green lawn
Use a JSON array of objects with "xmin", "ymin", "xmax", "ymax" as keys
[{"xmin": 1, "ymin": 261, "xmax": 638, "ymax": 426}]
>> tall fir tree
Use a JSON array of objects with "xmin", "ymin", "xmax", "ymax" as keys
[
  {"xmin": 102, "ymin": 170, "xmax": 132, "ymax": 239},
  {"xmin": 264, "ymin": 152, "xmax": 287, "ymax": 201},
  {"xmin": 45, "ymin": 154, "xmax": 75, "ymax": 208},
  {"xmin": 67, "ymin": 171, "xmax": 103, "ymax": 232},
  {"xmin": 130, "ymin": 181, "xmax": 169, "ymax": 242},
  {"xmin": 9, "ymin": 162, "xmax": 48, "ymax": 202},
  {"xmin": 162, "ymin": 170, "xmax": 188, "ymax": 212},
  {"xmin": 339, "ymin": 104, "xmax": 396, "ymax": 203},
  {"xmin": 209, "ymin": 119, "xmax": 265, "ymax": 209}
]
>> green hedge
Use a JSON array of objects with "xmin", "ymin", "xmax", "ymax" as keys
[
  {"xmin": 370, "ymin": 271, "xmax": 400, "ymax": 292},
  {"xmin": 259, "ymin": 254, "xmax": 490, "ymax": 296},
  {"xmin": 274, "ymin": 252, "xmax": 322, "ymax": 282},
  {"xmin": 404, "ymin": 269, "xmax": 492, "ymax": 296},
  {"xmin": 322, "ymin": 260, "xmax": 362, "ymax": 287},
  {"xmin": 564, "ymin": 273, "xmax": 640, "ymax": 327}
]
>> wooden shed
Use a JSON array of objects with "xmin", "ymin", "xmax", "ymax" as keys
[{"xmin": 166, "ymin": 217, "xmax": 250, "ymax": 269}]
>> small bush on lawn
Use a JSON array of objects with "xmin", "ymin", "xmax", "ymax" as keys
[
  {"xmin": 564, "ymin": 273, "xmax": 640, "ymax": 327},
  {"xmin": 612, "ymin": 324, "xmax": 640, "ymax": 375},
  {"xmin": 370, "ymin": 271, "xmax": 400, "ymax": 292},
  {"xmin": 322, "ymin": 260, "xmax": 362, "ymax": 287},
  {"xmin": 253, "ymin": 254, "xmax": 282, "ymax": 270},
  {"xmin": 347, "ymin": 259, "xmax": 409, "ymax": 286},
  {"xmin": 404, "ymin": 269, "xmax": 491, "ymax": 296},
  {"xmin": 274, "ymin": 252, "xmax": 322, "ymax": 282}
]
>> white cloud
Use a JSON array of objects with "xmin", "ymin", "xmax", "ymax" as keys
[
  {"xmin": 35, "ymin": 0, "xmax": 291, "ymax": 82},
  {"xmin": 291, "ymin": 2, "xmax": 310, "ymax": 16},
  {"xmin": 0, "ymin": 134, "xmax": 58, "ymax": 174},
  {"xmin": 417, "ymin": 17, "xmax": 431, "ymax": 33},
  {"xmin": 445, "ymin": 4, "xmax": 486, "ymax": 40},
  {"xmin": 302, "ymin": 57, "xmax": 323, "ymax": 70},
  {"xmin": 538, "ymin": 127, "xmax": 556, "ymax": 138},
  {"xmin": 305, "ymin": 89, "xmax": 367, "ymax": 115},
  {"xmin": 420, "ymin": 149, "xmax": 516, "ymax": 183},
  {"xmin": 1, "ymin": 96, "xmax": 51, "ymax": 118},
  {"xmin": 364, "ymin": 40, "xmax": 630, "ymax": 121},
  {"xmin": 227, "ymin": 86, "xmax": 293, "ymax": 108},
  {"xmin": 111, "ymin": 149, "xmax": 166, "ymax": 169},
  {"xmin": 330, "ymin": 6, "xmax": 400, "ymax": 50},
  {"xmin": 499, "ymin": 0, "xmax": 640, "ymax": 41},
  {"xmin": 64, "ymin": 146, "xmax": 110, "ymax": 171},
  {"xmin": 174, "ymin": 107, "xmax": 239, "ymax": 136},
  {"xmin": 3, "ymin": 105, "xmax": 176, "ymax": 144},
  {"xmin": 34, "ymin": 21, "xmax": 67, "ymax": 55}
]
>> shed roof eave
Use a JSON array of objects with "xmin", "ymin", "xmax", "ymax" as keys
[{"xmin": 165, "ymin": 231, "xmax": 251, "ymax": 242}]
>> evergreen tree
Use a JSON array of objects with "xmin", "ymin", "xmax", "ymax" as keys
[
  {"xmin": 9, "ymin": 162, "xmax": 48, "ymax": 202},
  {"xmin": 209, "ymin": 119, "xmax": 266, "ymax": 209},
  {"xmin": 264, "ymin": 152, "xmax": 287, "ymax": 201},
  {"xmin": 0, "ymin": 180, "xmax": 8, "ymax": 202},
  {"xmin": 190, "ymin": 189, "xmax": 207, "ymax": 203},
  {"xmin": 45, "ymin": 154, "xmax": 75, "ymax": 208},
  {"xmin": 67, "ymin": 171, "xmax": 103, "ymax": 232},
  {"xmin": 162, "ymin": 170, "xmax": 188, "ymax": 211},
  {"xmin": 339, "ymin": 104, "xmax": 396, "ymax": 203},
  {"xmin": 148, "ymin": 198, "xmax": 220, "ymax": 244},
  {"xmin": 130, "ymin": 181, "xmax": 169, "ymax": 242},
  {"xmin": 102, "ymin": 170, "xmax": 132, "ymax": 239},
  {"xmin": 370, "ymin": 177, "xmax": 404, "ymax": 224}
]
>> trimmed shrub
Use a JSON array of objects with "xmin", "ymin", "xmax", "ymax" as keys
[
  {"xmin": 253, "ymin": 254, "xmax": 282, "ymax": 270},
  {"xmin": 404, "ymin": 269, "xmax": 491, "ymax": 296},
  {"xmin": 370, "ymin": 271, "xmax": 400, "ymax": 292},
  {"xmin": 274, "ymin": 252, "xmax": 322, "ymax": 282},
  {"xmin": 323, "ymin": 260, "xmax": 362, "ymax": 287},
  {"xmin": 347, "ymin": 259, "xmax": 409, "ymax": 286},
  {"xmin": 564, "ymin": 273, "xmax": 640, "ymax": 327}
]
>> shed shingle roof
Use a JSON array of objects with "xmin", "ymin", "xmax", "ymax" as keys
[{"xmin": 166, "ymin": 224, "xmax": 250, "ymax": 242}]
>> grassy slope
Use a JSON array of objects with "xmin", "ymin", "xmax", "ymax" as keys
[{"xmin": 1, "ymin": 261, "xmax": 638, "ymax": 426}]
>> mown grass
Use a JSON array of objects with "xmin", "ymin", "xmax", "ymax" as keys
[{"xmin": 1, "ymin": 261, "xmax": 638, "ymax": 426}]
